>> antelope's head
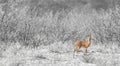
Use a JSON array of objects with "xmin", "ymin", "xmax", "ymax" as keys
[{"xmin": 87, "ymin": 35, "xmax": 91, "ymax": 41}]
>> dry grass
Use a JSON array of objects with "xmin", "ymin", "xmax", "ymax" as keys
[
  {"xmin": 0, "ymin": 1, "xmax": 120, "ymax": 66},
  {"xmin": 0, "ymin": 42, "xmax": 120, "ymax": 66}
]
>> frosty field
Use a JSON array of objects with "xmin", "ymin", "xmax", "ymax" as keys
[
  {"xmin": 0, "ymin": 41, "xmax": 120, "ymax": 66},
  {"xmin": 0, "ymin": 0, "xmax": 120, "ymax": 66}
]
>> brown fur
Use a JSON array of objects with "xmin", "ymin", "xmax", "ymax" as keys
[{"xmin": 73, "ymin": 35, "xmax": 91, "ymax": 57}]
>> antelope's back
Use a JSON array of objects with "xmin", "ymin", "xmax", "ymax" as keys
[{"xmin": 74, "ymin": 40, "xmax": 81, "ymax": 47}]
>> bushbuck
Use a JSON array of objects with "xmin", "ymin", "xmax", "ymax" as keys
[{"xmin": 73, "ymin": 35, "xmax": 91, "ymax": 57}]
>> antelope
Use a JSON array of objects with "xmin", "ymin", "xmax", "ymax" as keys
[{"xmin": 73, "ymin": 35, "xmax": 91, "ymax": 57}]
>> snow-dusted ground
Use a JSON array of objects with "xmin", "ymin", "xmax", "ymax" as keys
[{"xmin": 0, "ymin": 41, "xmax": 120, "ymax": 66}]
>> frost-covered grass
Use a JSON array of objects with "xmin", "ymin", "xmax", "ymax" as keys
[
  {"xmin": 0, "ymin": 1, "xmax": 120, "ymax": 66},
  {"xmin": 0, "ymin": 42, "xmax": 120, "ymax": 66}
]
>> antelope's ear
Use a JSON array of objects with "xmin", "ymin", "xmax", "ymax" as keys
[
  {"xmin": 87, "ymin": 35, "xmax": 89, "ymax": 36},
  {"xmin": 89, "ymin": 34, "xmax": 91, "ymax": 36},
  {"xmin": 87, "ymin": 35, "xmax": 91, "ymax": 37}
]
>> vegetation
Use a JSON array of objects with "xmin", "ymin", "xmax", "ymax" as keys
[
  {"xmin": 0, "ymin": 0, "xmax": 120, "ymax": 46},
  {"xmin": 0, "ymin": 0, "xmax": 120, "ymax": 66}
]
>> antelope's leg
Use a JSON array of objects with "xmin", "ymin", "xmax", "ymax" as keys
[
  {"xmin": 86, "ymin": 48, "xmax": 87, "ymax": 54},
  {"xmin": 74, "ymin": 46, "xmax": 79, "ymax": 56},
  {"xmin": 74, "ymin": 48, "xmax": 77, "ymax": 56},
  {"xmin": 73, "ymin": 49, "xmax": 77, "ymax": 58},
  {"xmin": 73, "ymin": 49, "xmax": 76, "ymax": 58},
  {"xmin": 84, "ymin": 48, "xmax": 87, "ymax": 55}
]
